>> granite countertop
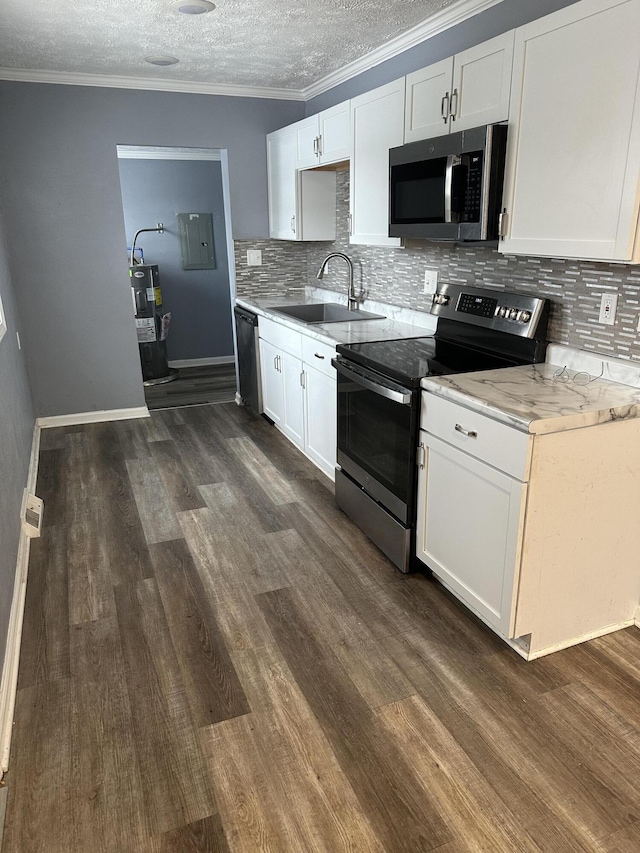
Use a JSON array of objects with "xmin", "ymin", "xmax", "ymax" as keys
[
  {"xmin": 236, "ymin": 292, "xmax": 437, "ymax": 346},
  {"xmin": 421, "ymin": 363, "xmax": 640, "ymax": 435}
]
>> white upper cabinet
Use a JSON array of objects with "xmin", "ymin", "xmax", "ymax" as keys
[
  {"xmin": 294, "ymin": 115, "xmax": 322, "ymax": 170},
  {"xmin": 318, "ymin": 101, "xmax": 352, "ymax": 164},
  {"xmin": 405, "ymin": 57, "xmax": 455, "ymax": 142},
  {"xmin": 350, "ymin": 78, "xmax": 405, "ymax": 247},
  {"xmin": 405, "ymin": 32, "xmax": 514, "ymax": 142},
  {"xmin": 267, "ymin": 125, "xmax": 336, "ymax": 241},
  {"xmin": 499, "ymin": 0, "xmax": 640, "ymax": 262},
  {"xmin": 294, "ymin": 101, "xmax": 352, "ymax": 169},
  {"xmin": 267, "ymin": 125, "xmax": 297, "ymax": 240}
]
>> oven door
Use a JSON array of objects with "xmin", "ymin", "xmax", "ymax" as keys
[{"xmin": 333, "ymin": 358, "xmax": 418, "ymax": 524}]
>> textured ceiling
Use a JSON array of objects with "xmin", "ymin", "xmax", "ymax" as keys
[{"xmin": 0, "ymin": 0, "xmax": 465, "ymax": 91}]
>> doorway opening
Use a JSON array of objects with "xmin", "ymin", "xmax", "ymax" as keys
[{"xmin": 116, "ymin": 145, "xmax": 238, "ymax": 409}]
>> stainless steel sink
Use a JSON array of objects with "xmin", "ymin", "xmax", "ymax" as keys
[{"xmin": 266, "ymin": 302, "xmax": 385, "ymax": 324}]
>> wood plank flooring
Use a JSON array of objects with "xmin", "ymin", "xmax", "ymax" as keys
[
  {"xmin": 144, "ymin": 363, "xmax": 236, "ymax": 410},
  {"xmin": 4, "ymin": 402, "xmax": 640, "ymax": 851}
]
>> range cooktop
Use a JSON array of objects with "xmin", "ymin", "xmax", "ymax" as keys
[{"xmin": 336, "ymin": 336, "xmax": 521, "ymax": 388}]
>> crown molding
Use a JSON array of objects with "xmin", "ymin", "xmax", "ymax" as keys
[
  {"xmin": 116, "ymin": 145, "xmax": 221, "ymax": 160},
  {"xmin": 301, "ymin": 0, "xmax": 505, "ymax": 100},
  {"xmin": 0, "ymin": 67, "xmax": 305, "ymax": 101},
  {"xmin": 0, "ymin": 0, "xmax": 504, "ymax": 104}
]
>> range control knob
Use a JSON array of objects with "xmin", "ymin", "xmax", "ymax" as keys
[
  {"xmin": 432, "ymin": 293, "xmax": 450, "ymax": 306},
  {"xmin": 497, "ymin": 306, "xmax": 508, "ymax": 318},
  {"xmin": 507, "ymin": 308, "xmax": 519, "ymax": 320},
  {"xmin": 517, "ymin": 310, "xmax": 532, "ymax": 323}
]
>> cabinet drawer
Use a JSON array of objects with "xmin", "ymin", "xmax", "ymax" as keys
[
  {"xmin": 421, "ymin": 391, "xmax": 531, "ymax": 481},
  {"xmin": 301, "ymin": 335, "xmax": 336, "ymax": 379},
  {"xmin": 259, "ymin": 316, "xmax": 302, "ymax": 358}
]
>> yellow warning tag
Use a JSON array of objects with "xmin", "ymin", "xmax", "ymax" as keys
[{"xmin": 154, "ymin": 287, "xmax": 162, "ymax": 306}]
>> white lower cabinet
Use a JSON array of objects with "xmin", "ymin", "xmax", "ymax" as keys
[
  {"xmin": 304, "ymin": 363, "xmax": 337, "ymax": 479},
  {"xmin": 259, "ymin": 317, "xmax": 337, "ymax": 478},
  {"xmin": 416, "ymin": 430, "xmax": 526, "ymax": 637},
  {"xmin": 416, "ymin": 390, "xmax": 640, "ymax": 659}
]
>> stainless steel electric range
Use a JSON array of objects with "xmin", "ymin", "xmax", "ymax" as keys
[{"xmin": 331, "ymin": 283, "xmax": 550, "ymax": 573}]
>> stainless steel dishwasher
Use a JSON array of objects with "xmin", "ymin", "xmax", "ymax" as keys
[{"xmin": 234, "ymin": 305, "xmax": 263, "ymax": 413}]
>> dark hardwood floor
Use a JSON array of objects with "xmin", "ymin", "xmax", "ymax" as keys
[
  {"xmin": 4, "ymin": 401, "xmax": 640, "ymax": 851},
  {"xmin": 144, "ymin": 363, "xmax": 236, "ymax": 409}
]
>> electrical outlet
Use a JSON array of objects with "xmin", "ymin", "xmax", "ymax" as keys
[
  {"xmin": 247, "ymin": 249, "xmax": 262, "ymax": 266},
  {"xmin": 423, "ymin": 269, "xmax": 438, "ymax": 294},
  {"xmin": 598, "ymin": 292, "xmax": 618, "ymax": 325}
]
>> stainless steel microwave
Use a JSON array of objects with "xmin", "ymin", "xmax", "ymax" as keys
[{"xmin": 388, "ymin": 123, "xmax": 507, "ymax": 242}]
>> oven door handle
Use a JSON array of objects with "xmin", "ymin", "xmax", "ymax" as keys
[{"xmin": 332, "ymin": 358, "xmax": 413, "ymax": 406}]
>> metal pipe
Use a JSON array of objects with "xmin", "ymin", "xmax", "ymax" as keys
[{"xmin": 130, "ymin": 224, "xmax": 164, "ymax": 267}]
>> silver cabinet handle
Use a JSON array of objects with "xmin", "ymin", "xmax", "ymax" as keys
[
  {"xmin": 450, "ymin": 88, "xmax": 458, "ymax": 121},
  {"xmin": 273, "ymin": 355, "xmax": 278, "ymax": 371},
  {"xmin": 314, "ymin": 352, "xmax": 325, "ymax": 360},
  {"xmin": 455, "ymin": 423, "xmax": 477, "ymax": 438},
  {"xmin": 313, "ymin": 137, "xmax": 318, "ymax": 156},
  {"xmin": 417, "ymin": 443, "xmax": 426, "ymax": 470},
  {"xmin": 317, "ymin": 135, "xmax": 322, "ymax": 157},
  {"xmin": 441, "ymin": 92, "xmax": 450, "ymax": 123},
  {"xmin": 300, "ymin": 370, "xmax": 306, "ymax": 388},
  {"xmin": 290, "ymin": 215, "xmax": 296, "ymax": 233}
]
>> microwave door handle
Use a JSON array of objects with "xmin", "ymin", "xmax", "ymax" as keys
[
  {"xmin": 332, "ymin": 359, "xmax": 412, "ymax": 406},
  {"xmin": 444, "ymin": 154, "xmax": 455, "ymax": 223}
]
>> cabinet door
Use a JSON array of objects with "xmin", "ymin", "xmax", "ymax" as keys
[
  {"xmin": 259, "ymin": 338, "xmax": 284, "ymax": 426},
  {"xmin": 267, "ymin": 126, "xmax": 297, "ymax": 240},
  {"xmin": 500, "ymin": 0, "xmax": 640, "ymax": 261},
  {"xmin": 280, "ymin": 350, "xmax": 305, "ymax": 448},
  {"xmin": 416, "ymin": 430, "xmax": 526, "ymax": 637},
  {"xmin": 294, "ymin": 115, "xmax": 320, "ymax": 170},
  {"xmin": 350, "ymin": 79, "xmax": 405, "ymax": 247},
  {"xmin": 319, "ymin": 100, "xmax": 351, "ymax": 164},
  {"xmin": 404, "ymin": 57, "xmax": 454, "ymax": 143},
  {"xmin": 304, "ymin": 364, "xmax": 337, "ymax": 480},
  {"xmin": 450, "ymin": 31, "xmax": 514, "ymax": 132}
]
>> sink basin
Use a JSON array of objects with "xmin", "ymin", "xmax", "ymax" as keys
[{"xmin": 266, "ymin": 302, "xmax": 385, "ymax": 324}]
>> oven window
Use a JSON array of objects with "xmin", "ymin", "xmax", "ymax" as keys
[
  {"xmin": 390, "ymin": 158, "xmax": 447, "ymax": 224},
  {"xmin": 337, "ymin": 379, "xmax": 414, "ymax": 505}
]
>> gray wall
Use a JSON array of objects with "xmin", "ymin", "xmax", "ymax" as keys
[
  {"xmin": 118, "ymin": 158, "xmax": 234, "ymax": 362},
  {"xmin": 0, "ymin": 207, "xmax": 34, "ymax": 675},
  {"xmin": 0, "ymin": 82, "xmax": 304, "ymax": 418},
  {"xmin": 306, "ymin": 0, "xmax": 581, "ymax": 114}
]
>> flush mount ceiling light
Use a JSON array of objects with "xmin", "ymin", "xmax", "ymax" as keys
[
  {"xmin": 145, "ymin": 55, "xmax": 180, "ymax": 66},
  {"xmin": 173, "ymin": 0, "xmax": 216, "ymax": 14}
]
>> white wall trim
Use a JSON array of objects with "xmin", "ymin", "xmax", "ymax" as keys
[
  {"xmin": 0, "ymin": 67, "xmax": 304, "ymax": 101},
  {"xmin": 117, "ymin": 146, "xmax": 222, "ymax": 161},
  {"xmin": 168, "ymin": 356, "xmax": 235, "ymax": 368},
  {"xmin": 0, "ymin": 424, "xmax": 41, "ymax": 774},
  {"xmin": 1, "ymin": 0, "xmax": 503, "ymax": 104},
  {"xmin": 36, "ymin": 405, "xmax": 150, "ymax": 429},
  {"xmin": 300, "ymin": 0, "xmax": 506, "ymax": 100}
]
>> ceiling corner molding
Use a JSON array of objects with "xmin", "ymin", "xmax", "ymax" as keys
[
  {"xmin": 301, "ymin": 0, "xmax": 506, "ymax": 100},
  {"xmin": 0, "ymin": 67, "xmax": 305, "ymax": 101}
]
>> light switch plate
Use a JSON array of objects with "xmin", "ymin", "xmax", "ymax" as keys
[
  {"xmin": 423, "ymin": 269, "xmax": 438, "ymax": 294},
  {"xmin": 247, "ymin": 249, "xmax": 262, "ymax": 266}
]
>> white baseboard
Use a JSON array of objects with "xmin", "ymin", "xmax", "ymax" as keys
[
  {"xmin": 0, "ymin": 424, "xmax": 41, "ymax": 774},
  {"xmin": 36, "ymin": 405, "xmax": 150, "ymax": 429},
  {"xmin": 168, "ymin": 357, "xmax": 235, "ymax": 368}
]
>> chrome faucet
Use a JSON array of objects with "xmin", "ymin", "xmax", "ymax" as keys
[{"xmin": 316, "ymin": 252, "xmax": 364, "ymax": 311}]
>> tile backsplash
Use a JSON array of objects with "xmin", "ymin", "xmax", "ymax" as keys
[{"xmin": 236, "ymin": 171, "xmax": 640, "ymax": 362}]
